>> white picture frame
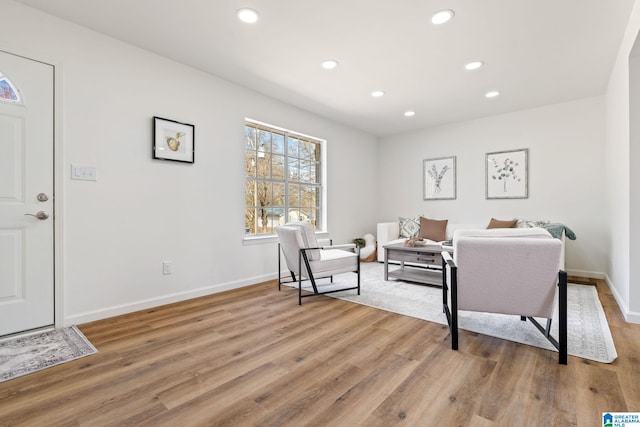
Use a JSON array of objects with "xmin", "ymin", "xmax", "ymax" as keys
[
  {"xmin": 423, "ymin": 156, "xmax": 456, "ymax": 200},
  {"xmin": 486, "ymin": 148, "xmax": 528, "ymax": 199}
]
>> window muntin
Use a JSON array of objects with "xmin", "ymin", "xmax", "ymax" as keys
[
  {"xmin": 245, "ymin": 121, "xmax": 322, "ymax": 236},
  {"xmin": 0, "ymin": 72, "xmax": 21, "ymax": 104}
]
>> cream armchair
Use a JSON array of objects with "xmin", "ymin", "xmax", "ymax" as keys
[
  {"xmin": 277, "ymin": 222, "xmax": 360, "ymax": 305},
  {"xmin": 441, "ymin": 228, "xmax": 568, "ymax": 364}
]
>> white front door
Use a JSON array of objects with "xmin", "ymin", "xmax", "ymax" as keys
[{"xmin": 0, "ymin": 51, "xmax": 54, "ymax": 336}]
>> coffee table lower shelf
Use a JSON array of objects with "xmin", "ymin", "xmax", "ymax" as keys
[
  {"xmin": 383, "ymin": 242, "xmax": 450, "ymax": 287},
  {"xmin": 386, "ymin": 266, "xmax": 442, "ymax": 286}
]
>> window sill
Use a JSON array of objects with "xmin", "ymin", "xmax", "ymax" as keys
[{"xmin": 243, "ymin": 230, "xmax": 329, "ymax": 246}]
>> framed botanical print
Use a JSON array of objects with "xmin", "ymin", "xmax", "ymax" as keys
[
  {"xmin": 486, "ymin": 148, "xmax": 528, "ymax": 199},
  {"xmin": 423, "ymin": 156, "xmax": 456, "ymax": 200}
]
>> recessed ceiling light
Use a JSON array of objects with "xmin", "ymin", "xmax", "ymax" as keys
[
  {"xmin": 431, "ymin": 9, "xmax": 454, "ymax": 25},
  {"xmin": 371, "ymin": 90, "xmax": 385, "ymax": 98},
  {"xmin": 404, "ymin": 110, "xmax": 416, "ymax": 117},
  {"xmin": 321, "ymin": 60, "xmax": 338, "ymax": 70},
  {"xmin": 237, "ymin": 8, "xmax": 259, "ymax": 24},
  {"xmin": 465, "ymin": 61, "xmax": 484, "ymax": 71},
  {"xmin": 485, "ymin": 90, "xmax": 500, "ymax": 98}
]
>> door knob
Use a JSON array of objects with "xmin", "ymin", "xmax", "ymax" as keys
[{"xmin": 25, "ymin": 211, "xmax": 49, "ymax": 220}]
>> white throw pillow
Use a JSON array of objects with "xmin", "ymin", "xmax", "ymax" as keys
[{"xmin": 399, "ymin": 216, "xmax": 420, "ymax": 238}]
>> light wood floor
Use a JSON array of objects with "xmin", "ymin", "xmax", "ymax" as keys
[{"xmin": 1, "ymin": 275, "xmax": 638, "ymax": 426}]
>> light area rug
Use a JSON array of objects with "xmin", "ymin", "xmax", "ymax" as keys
[
  {"xmin": 0, "ymin": 326, "xmax": 97, "ymax": 382},
  {"xmin": 288, "ymin": 262, "xmax": 617, "ymax": 363}
]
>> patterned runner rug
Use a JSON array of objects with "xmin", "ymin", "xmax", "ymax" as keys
[
  {"xmin": 0, "ymin": 326, "xmax": 97, "ymax": 382},
  {"xmin": 287, "ymin": 262, "xmax": 618, "ymax": 363}
]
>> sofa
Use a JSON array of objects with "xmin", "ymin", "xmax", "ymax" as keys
[{"xmin": 377, "ymin": 217, "xmax": 567, "ymax": 269}]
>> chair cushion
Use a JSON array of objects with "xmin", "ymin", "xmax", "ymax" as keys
[
  {"xmin": 276, "ymin": 225, "xmax": 307, "ymax": 275},
  {"xmin": 308, "ymin": 249, "xmax": 358, "ymax": 276},
  {"xmin": 454, "ymin": 227, "xmax": 552, "ymax": 240},
  {"xmin": 286, "ymin": 221, "xmax": 321, "ymax": 261}
]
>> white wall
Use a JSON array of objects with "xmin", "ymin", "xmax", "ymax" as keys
[
  {"xmin": 630, "ymin": 50, "xmax": 640, "ymax": 321},
  {"xmin": 377, "ymin": 97, "xmax": 606, "ymax": 277},
  {"xmin": 2, "ymin": 2, "xmax": 378, "ymax": 325},
  {"xmin": 6, "ymin": 0, "xmax": 638, "ymax": 325},
  {"xmin": 605, "ymin": 0, "xmax": 640, "ymax": 323}
]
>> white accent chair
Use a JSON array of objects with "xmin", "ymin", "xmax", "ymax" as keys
[
  {"xmin": 276, "ymin": 222, "xmax": 360, "ymax": 305},
  {"xmin": 441, "ymin": 228, "xmax": 568, "ymax": 364}
]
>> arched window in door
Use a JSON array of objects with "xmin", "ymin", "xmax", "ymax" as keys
[{"xmin": 0, "ymin": 71, "xmax": 21, "ymax": 104}]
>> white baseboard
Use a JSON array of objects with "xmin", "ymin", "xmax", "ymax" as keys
[
  {"xmin": 555, "ymin": 270, "xmax": 640, "ymax": 324},
  {"xmin": 63, "ymin": 272, "xmax": 279, "ymax": 326},
  {"xmin": 604, "ymin": 273, "xmax": 640, "ymax": 324},
  {"xmin": 565, "ymin": 268, "xmax": 605, "ymax": 279},
  {"xmin": 64, "ymin": 268, "xmax": 640, "ymax": 327},
  {"xmin": 626, "ymin": 310, "xmax": 640, "ymax": 323}
]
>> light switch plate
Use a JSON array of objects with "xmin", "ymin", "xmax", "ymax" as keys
[
  {"xmin": 71, "ymin": 164, "xmax": 97, "ymax": 181},
  {"xmin": 162, "ymin": 261, "xmax": 172, "ymax": 275}
]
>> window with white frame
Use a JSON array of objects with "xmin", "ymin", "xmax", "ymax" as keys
[
  {"xmin": 244, "ymin": 120, "xmax": 323, "ymax": 236},
  {"xmin": 0, "ymin": 71, "xmax": 21, "ymax": 104}
]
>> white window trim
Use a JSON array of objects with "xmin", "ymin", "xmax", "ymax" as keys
[
  {"xmin": 243, "ymin": 118, "xmax": 328, "ymax": 243},
  {"xmin": 242, "ymin": 230, "xmax": 329, "ymax": 246}
]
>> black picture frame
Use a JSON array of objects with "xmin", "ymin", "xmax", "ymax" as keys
[{"xmin": 152, "ymin": 116, "xmax": 195, "ymax": 164}]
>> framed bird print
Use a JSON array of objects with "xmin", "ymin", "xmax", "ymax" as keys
[
  {"xmin": 153, "ymin": 116, "xmax": 195, "ymax": 163},
  {"xmin": 423, "ymin": 156, "xmax": 456, "ymax": 200}
]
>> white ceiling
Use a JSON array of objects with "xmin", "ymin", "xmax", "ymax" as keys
[{"xmin": 15, "ymin": 0, "xmax": 636, "ymax": 136}]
